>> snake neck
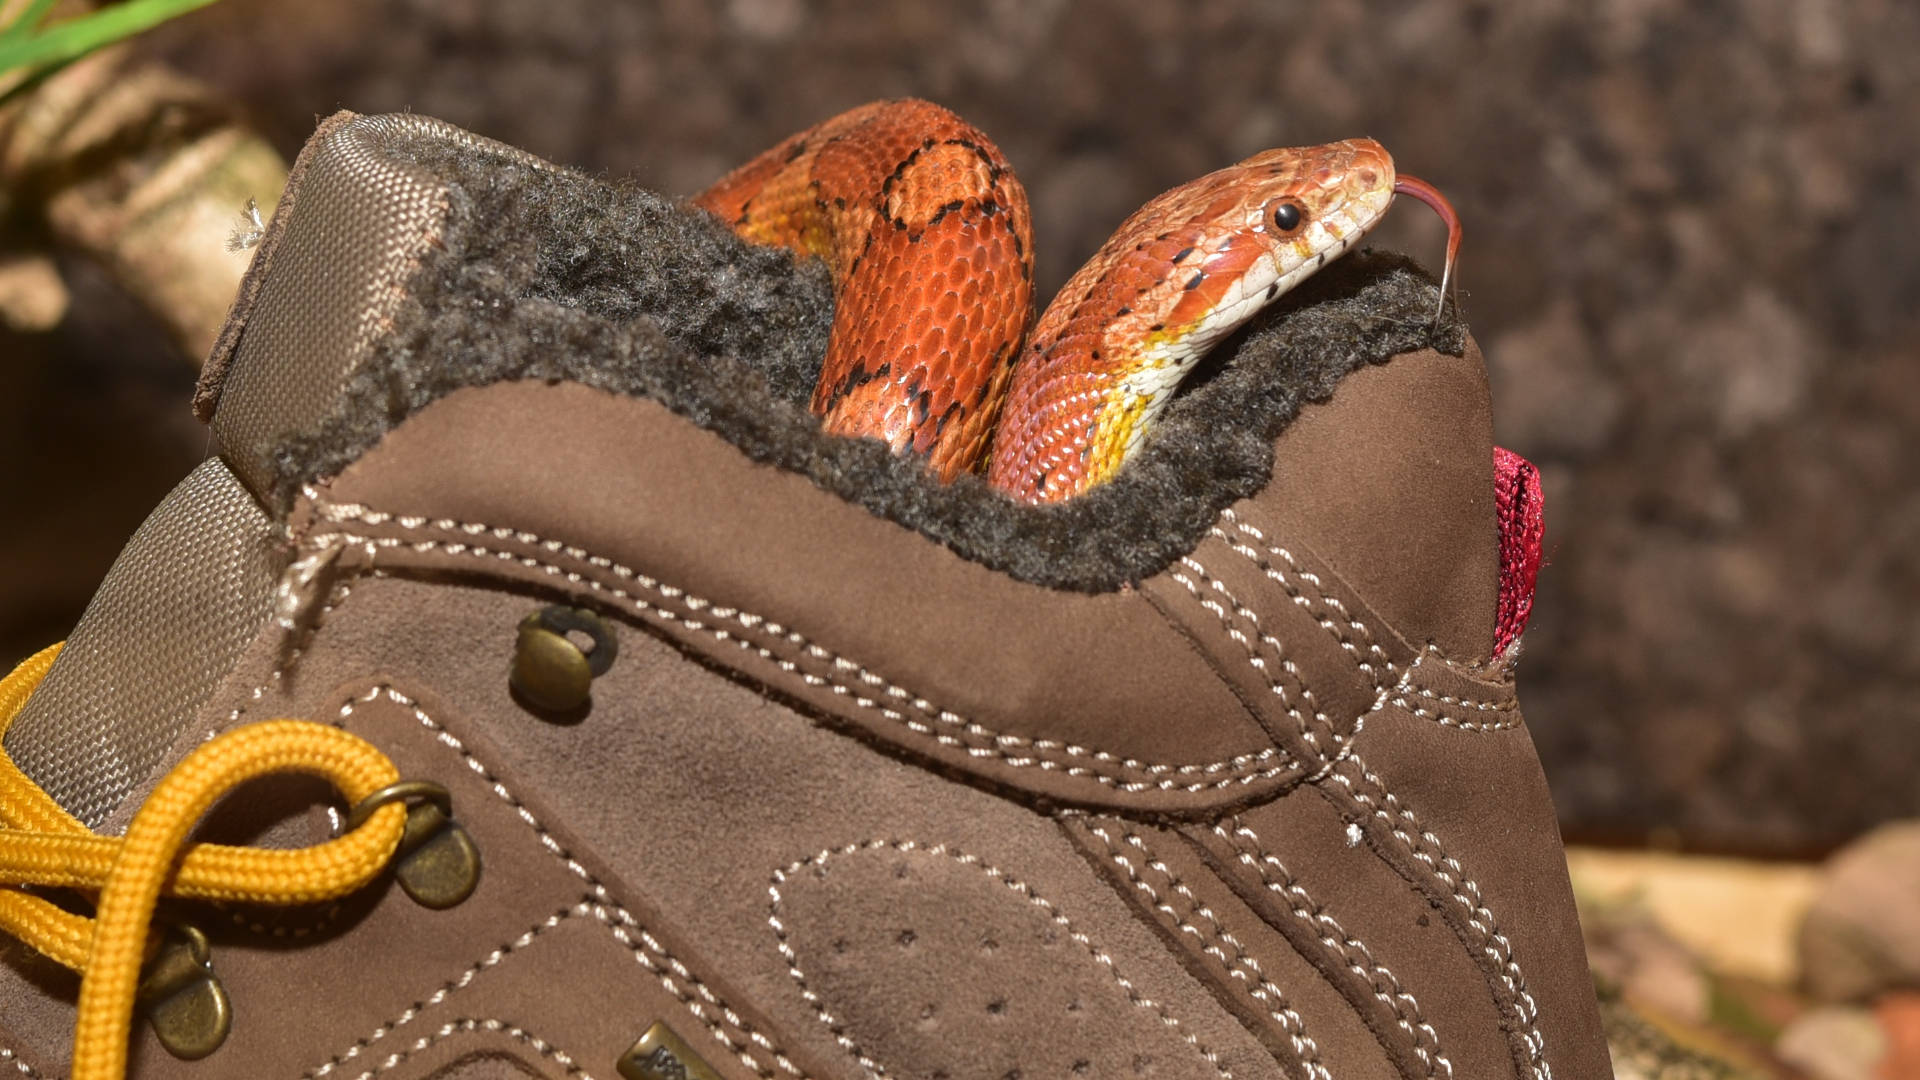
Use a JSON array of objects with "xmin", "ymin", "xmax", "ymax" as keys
[{"xmin": 984, "ymin": 311, "xmax": 1214, "ymax": 504}]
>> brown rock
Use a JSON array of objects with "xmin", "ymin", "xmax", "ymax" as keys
[
  {"xmin": 1801, "ymin": 823, "xmax": 1920, "ymax": 1002},
  {"xmin": 1777, "ymin": 1006, "xmax": 1886, "ymax": 1080}
]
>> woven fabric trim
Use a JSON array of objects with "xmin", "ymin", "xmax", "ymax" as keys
[{"xmin": 4, "ymin": 459, "xmax": 281, "ymax": 826}]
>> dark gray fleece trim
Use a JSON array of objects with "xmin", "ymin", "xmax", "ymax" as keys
[{"xmin": 268, "ymin": 135, "xmax": 1466, "ymax": 593}]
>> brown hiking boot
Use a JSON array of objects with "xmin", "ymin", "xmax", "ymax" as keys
[{"xmin": 0, "ymin": 113, "xmax": 1610, "ymax": 1079}]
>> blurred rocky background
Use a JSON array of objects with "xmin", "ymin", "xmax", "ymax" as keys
[{"xmin": 4, "ymin": 0, "xmax": 1917, "ymax": 861}]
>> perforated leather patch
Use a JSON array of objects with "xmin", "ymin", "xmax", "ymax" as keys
[{"xmin": 773, "ymin": 841, "xmax": 1229, "ymax": 1079}]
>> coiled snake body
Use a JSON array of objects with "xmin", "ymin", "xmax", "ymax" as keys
[{"xmin": 695, "ymin": 99, "xmax": 1459, "ymax": 503}]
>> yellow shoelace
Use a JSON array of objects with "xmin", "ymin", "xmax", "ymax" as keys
[{"xmin": 0, "ymin": 643, "xmax": 409, "ymax": 1080}]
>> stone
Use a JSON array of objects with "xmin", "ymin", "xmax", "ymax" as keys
[
  {"xmin": 1800, "ymin": 822, "xmax": 1920, "ymax": 1003},
  {"xmin": 1775, "ymin": 1006, "xmax": 1884, "ymax": 1080}
]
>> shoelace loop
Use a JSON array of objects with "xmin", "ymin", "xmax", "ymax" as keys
[{"xmin": 1, "ymin": 643, "xmax": 413, "ymax": 1080}]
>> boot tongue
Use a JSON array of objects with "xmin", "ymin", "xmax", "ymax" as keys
[
  {"xmin": 4, "ymin": 461, "xmax": 281, "ymax": 828},
  {"xmin": 4, "ymin": 112, "xmax": 481, "ymax": 828}
]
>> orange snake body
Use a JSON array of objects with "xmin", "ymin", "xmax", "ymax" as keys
[{"xmin": 694, "ymin": 99, "xmax": 1458, "ymax": 503}]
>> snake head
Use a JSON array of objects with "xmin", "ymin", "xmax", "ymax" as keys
[{"xmin": 1068, "ymin": 138, "xmax": 1405, "ymax": 365}]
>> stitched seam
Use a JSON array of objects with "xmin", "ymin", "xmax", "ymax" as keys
[
  {"xmin": 769, "ymin": 838, "xmax": 1235, "ymax": 1080},
  {"xmin": 231, "ymin": 570, "xmax": 365, "ymax": 727},
  {"xmin": 307, "ymin": 503, "xmax": 1293, "ymax": 793},
  {"xmin": 1085, "ymin": 824, "xmax": 1327, "ymax": 1079},
  {"xmin": 340, "ymin": 685, "xmax": 805, "ymax": 1079},
  {"xmin": 307, "ymin": 905, "xmax": 580, "ymax": 1079},
  {"xmin": 1325, "ymin": 755, "xmax": 1548, "ymax": 1078},
  {"xmin": 1170, "ymin": 556, "xmax": 1387, "ymax": 782},
  {"xmin": 1213, "ymin": 510, "xmax": 1395, "ymax": 688},
  {"xmin": 357, "ymin": 1017, "xmax": 588, "ymax": 1080},
  {"xmin": 1217, "ymin": 819, "xmax": 1452, "ymax": 1079},
  {"xmin": 0, "ymin": 1046, "xmax": 44, "ymax": 1078},
  {"xmin": 1394, "ymin": 651, "xmax": 1521, "ymax": 731},
  {"xmin": 217, "ymin": 899, "xmax": 344, "ymax": 939},
  {"xmin": 1170, "ymin": 558, "xmax": 1333, "ymax": 760}
]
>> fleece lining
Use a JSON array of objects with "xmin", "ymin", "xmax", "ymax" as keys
[{"xmin": 267, "ymin": 134, "xmax": 1466, "ymax": 592}]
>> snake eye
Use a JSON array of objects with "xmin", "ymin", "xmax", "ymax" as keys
[{"xmin": 1269, "ymin": 201, "xmax": 1304, "ymax": 233}]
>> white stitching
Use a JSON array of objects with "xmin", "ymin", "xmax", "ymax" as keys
[
  {"xmin": 308, "ymin": 503, "xmax": 1294, "ymax": 794},
  {"xmin": 307, "ymin": 905, "xmax": 580, "ymax": 1079},
  {"xmin": 357, "ymin": 1017, "xmax": 590, "ymax": 1080},
  {"xmin": 0, "ymin": 1047, "xmax": 43, "ymax": 1078},
  {"xmin": 219, "ymin": 900, "xmax": 344, "ymax": 940},
  {"xmin": 1325, "ymin": 755, "xmax": 1548, "ymax": 1078},
  {"xmin": 1393, "ymin": 651, "xmax": 1521, "ymax": 732},
  {"xmin": 768, "ymin": 838, "xmax": 1235, "ymax": 1080},
  {"xmin": 1169, "ymin": 556, "xmax": 1390, "ymax": 783},
  {"xmin": 340, "ymin": 685, "xmax": 807, "ymax": 1079},
  {"xmin": 1213, "ymin": 510, "xmax": 1396, "ymax": 687},
  {"xmin": 229, "ymin": 572, "xmax": 361, "ymax": 727},
  {"xmin": 1084, "ymin": 824, "xmax": 1328, "ymax": 1079},
  {"xmin": 1215, "ymin": 819, "xmax": 1452, "ymax": 1079},
  {"xmin": 1170, "ymin": 557, "xmax": 1333, "ymax": 759}
]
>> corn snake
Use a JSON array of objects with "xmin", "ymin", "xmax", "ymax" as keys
[{"xmin": 694, "ymin": 99, "xmax": 1460, "ymax": 505}]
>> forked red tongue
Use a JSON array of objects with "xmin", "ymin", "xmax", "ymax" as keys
[{"xmin": 1392, "ymin": 174, "xmax": 1462, "ymax": 324}]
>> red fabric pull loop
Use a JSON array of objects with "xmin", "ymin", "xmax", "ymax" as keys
[{"xmin": 1493, "ymin": 446, "xmax": 1545, "ymax": 658}]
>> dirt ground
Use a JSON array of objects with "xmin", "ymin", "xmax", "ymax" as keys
[{"xmin": 3, "ymin": 0, "xmax": 1917, "ymax": 857}]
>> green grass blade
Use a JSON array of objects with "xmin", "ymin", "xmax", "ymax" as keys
[
  {"xmin": 0, "ymin": 0, "xmax": 221, "ymax": 74},
  {"xmin": 1, "ymin": 0, "xmax": 61, "ymax": 43}
]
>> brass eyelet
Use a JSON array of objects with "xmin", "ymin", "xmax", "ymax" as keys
[
  {"xmin": 346, "ymin": 780, "xmax": 482, "ymax": 909},
  {"xmin": 510, "ymin": 605, "xmax": 618, "ymax": 713},
  {"xmin": 139, "ymin": 923, "xmax": 231, "ymax": 1060},
  {"xmin": 617, "ymin": 1021, "xmax": 723, "ymax": 1080}
]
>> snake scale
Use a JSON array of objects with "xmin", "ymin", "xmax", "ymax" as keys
[{"xmin": 695, "ymin": 99, "xmax": 1459, "ymax": 504}]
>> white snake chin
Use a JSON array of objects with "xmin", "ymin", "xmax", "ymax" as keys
[{"xmin": 1103, "ymin": 182, "xmax": 1399, "ymax": 466}]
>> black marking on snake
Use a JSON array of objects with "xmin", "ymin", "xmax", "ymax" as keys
[
  {"xmin": 1170, "ymin": 246, "xmax": 1195, "ymax": 265},
  {"xmin": 1114, "ymin": 306, "xmax": 1131, "ymax": 316},
  {"xmin": 945, "ymin": 138, "xmax": 1004, "ymax": 182},
  {"xmin": 1315, "ymin": 251, "xmax": 1327, "ymax": 267},
  {"xmin": 915, "ymin": 389, "xmax": 933, "ymax": 425},
  {"xmin": 1150, "ymin": 322, "xmax": 1165, "ymax": 332},
  {"xmin": 834, "ymin": 196, "xmax": 847, "ymax": 210},
  {"xmin": 1184, "ymin": 271, "xmax": 1205, "ymax": 291},
  {"xmin": 933, "ymin": 400, "xmax": 962, "ymax": 439},
  {"xmin": 979, "ymin": 198, "xmax": 1000, "ymax": 217},
  {"xmin": 826, "ymin": 360, "xmax": 891, "ymax": 409},
  {"xmin": 783, "ymin": 139, "xmax": 809, "ymax": 164},
  {"xmin": 1265, "ymin": 283, "xmax": 1280, "ymax": 301},
  {"xmin": 880, "ymin": 144, "xmax": 930, "ymax": 201},
  {"xmin": 925, "ymin": 199, "xmax": 967, "ymax": 228}
]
